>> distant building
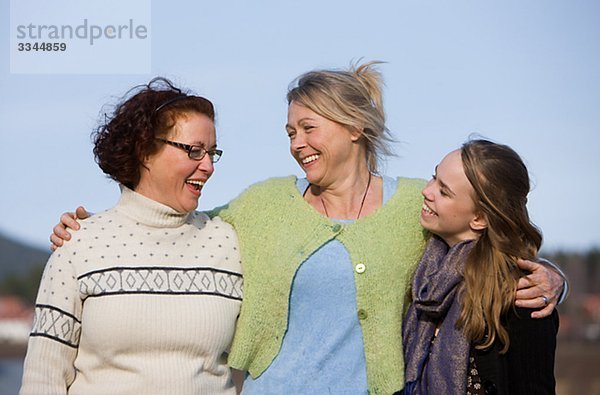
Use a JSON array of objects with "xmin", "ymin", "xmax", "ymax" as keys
[{"xmin": 0, "ymin": 295, "xmax": 33, "ymax": 357}]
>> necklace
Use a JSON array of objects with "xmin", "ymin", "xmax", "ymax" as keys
[{"xmin": 319, "ymin": 172, "xmax": 372, "ymax": 220}]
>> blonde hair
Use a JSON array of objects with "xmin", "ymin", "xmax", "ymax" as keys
[
  {"xmin": 457, "ymin": 139, "xmax": 542, "ymax": 353},
  {"xmin": 286, "ymin": 61, "xmax": 395, "ymax": 173}
]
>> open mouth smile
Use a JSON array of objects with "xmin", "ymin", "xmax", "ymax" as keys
[
  {"xmin": 186, "ymin": 179, "xmax": 205, "ymax": 191},
  {"xmin": 422, "ymin": 202, "xmax": 437, "ymax": 216},
  {"xmin": 301, "ymin": 154, "xmax": 320, "ymax": 165}
]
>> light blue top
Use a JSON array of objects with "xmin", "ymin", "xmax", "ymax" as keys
[{"xmin": 241, "ymin": 176, "xmax": 397, "ymax": 394}]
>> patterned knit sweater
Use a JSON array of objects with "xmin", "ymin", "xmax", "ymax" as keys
[
  {"xmin": 212, "ymin": 176, "xmax": 427, "ymax": 394},
  {"xmin": 20, "ymin": 187, "xmax": 243, "ymax": 395}
]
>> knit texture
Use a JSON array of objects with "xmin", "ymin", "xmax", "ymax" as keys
[
  {"xmin": 211, "ymin": 176, "xmax": 427, "ymax": 394},
  {"xmin": 403, "ymin": 236, "xmax": 475, "ymax": 394},
  {"xmin": 21, "ymin": 187, "xmax": 243, "ymax": 395}
]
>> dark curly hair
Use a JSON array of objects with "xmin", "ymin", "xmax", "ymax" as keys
[{"xmin": 93, "ymin": 77, "xmax": 215, "ymax": 190}]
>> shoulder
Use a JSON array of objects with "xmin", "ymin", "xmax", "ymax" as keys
[
  {"xmin": 76, "ymin": 208, "xmax": 117, "ymax": 228},
  {"xmin": 503, "ymin": 306, "xmax": 559, "ymax": 358},
  {"xmin": 508, "ymin": 306, "xmax": 559, "ymax": 324},
  {"xmin": 236, "ymin": 176, "xmax": 298, "ymax": 198},
  {"xmin": 502, "ymin": 307, "xmax": 558, "ymax": 393},
  {"xmin": 392, "ymin": 176, "xmax": 427, "ymax": 193},
  {"xmin": 195, "ymin": 213, "xmax": 237, "ymax": 235},
  {"xmin": 187, "ymin": 214, "xmax": 242, "ymax": 272},
  {"xmin": 381, "ymin": 176, "xmax": 427, "ymax": 213},
  {"xmin": 59, "ymin": 208, "xmax": 116, "ymax": 248},
  {"xmin": 45, "ymin": 209, "xmax": 118, "ymax": 278},
  {"xmin": 507, "ymin": 307, "xmax": 559, "ymax": 333},
  {"xmin": 207, "ymin": 176, "xmax": 298, "ymax": 221}
]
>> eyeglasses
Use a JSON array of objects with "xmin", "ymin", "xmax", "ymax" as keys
[{"xmin": 156, "ymin": 138, "xmax": 223, "ymax": 163}]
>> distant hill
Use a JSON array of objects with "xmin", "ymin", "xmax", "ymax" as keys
[{"xmin": 0, "ymin": 233, "xmax": 50, "ymax": 280}]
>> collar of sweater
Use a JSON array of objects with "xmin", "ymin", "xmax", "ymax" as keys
[{"xmin": 115, "ymin": 185, "xmax": 193, "ymax": 228}]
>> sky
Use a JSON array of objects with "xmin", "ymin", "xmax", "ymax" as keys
[{"xmin": 1, "ymin": 0, "xmax": 599, "ymax": 252}]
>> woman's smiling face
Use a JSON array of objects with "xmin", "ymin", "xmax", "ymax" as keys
[
  {"xmin": 135, "ymin": 112, "xmax": 216, "ymax": 213},
  {"xmin": 286, "ymin": 101, "xmax": 362, "ymax": 188}
]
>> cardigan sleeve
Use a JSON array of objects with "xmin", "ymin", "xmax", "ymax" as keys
[
  {"xmin": 20, "ymin": 248, "xmax": 83, "ymax": 395},
  {"xmin": 505, "ymin": 307, "xmax": 559, "ymax": 394}
]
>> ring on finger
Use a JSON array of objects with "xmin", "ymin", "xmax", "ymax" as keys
[{"xmin": 541, "ymin": 295, "xmax": 549, "ymax": 306}]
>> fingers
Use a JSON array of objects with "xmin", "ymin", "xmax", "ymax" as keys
[
  {"xmin": 515, "ymin": 292, "xmax": 552, "ymax": 308},
  {"xmin": 517, "ymin": 258, "xmax": 564, "ymax": 301},
  {"xmin": 516, "ymin": 258, "xmax": 539, "ymax": 272},
  {"xmin": 50, "ymin": 207, "xmax": 89, "ymax": 251},
  {"xmin": 515, "ymin": 281, "xmax": 557, "ymax": 319},
  {"xmin": 51, "ymin": 210, "xmax": 82, "ymax": 249},
  {"xmin": 515, "ymin": 258, "xmax": 562, "ymax": 318},
  {"xmin": 51, "ymin": 223, "xmax": 69, "ymax": 250},
  {"xmin": 516, "ymin": 274, "xmax": 553, "ymax": 299},
  {"xmin": 61, "ymin": 212, "xmax": 81, "ymax": 231},
  {"xmin": 516, "ymin": 266, "xmax": 559, "ymax": 299},
  {"xmin": 531, "ymin": 302, "xmax": 557, "ymax": 319},
  {"xmin": 515, "ymin": 285, "xmax": 544, "ymax": 302},
  {"xmin": 517, "ymin": 275, "xmax": 535, "ymax": 291},
  {"xmin": 50, "ymin": 232, "xmax": 64, "ymax": 249},
  {"xmin": 75, "ymin": 206, "xmax": 90, "ymax": 220},
  {"xmin": 516, "ymin": 275, "xmax": 558, "ymax": 301},
  {"xmin": 54, "ymin": 219, "xmax": 74, "ymax": 242}
]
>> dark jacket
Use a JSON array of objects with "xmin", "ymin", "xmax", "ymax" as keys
[{"xmin": 473, "ymin": 307, "xmax": 559, "ymax": 395}]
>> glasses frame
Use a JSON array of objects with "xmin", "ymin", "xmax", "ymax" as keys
[{"xmin": 156, "ymin": 138, "xmax": 222, "ymax": 163}]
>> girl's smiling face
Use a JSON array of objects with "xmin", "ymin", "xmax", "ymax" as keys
[{"xmin": 420, "ymin": 149, "xmax": 487, "ymax": 246}]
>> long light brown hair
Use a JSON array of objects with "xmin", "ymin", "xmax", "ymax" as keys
[{"xmin": 457, "ymin": 139, "xmax": 542, "ymax": 353}]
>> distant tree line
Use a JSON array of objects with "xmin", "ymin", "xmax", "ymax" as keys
[
  {"xmin": 546, "ymin": 248, "xmax": 600, "ymax": 294},
  {"xmin": 0, "ymin": 264, "xmax": 44, "ymax": 304}
]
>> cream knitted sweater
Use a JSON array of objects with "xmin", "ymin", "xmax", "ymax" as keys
[{"xmin": 20, "ymin": 187, "xmax": 243, "ymax": 395}]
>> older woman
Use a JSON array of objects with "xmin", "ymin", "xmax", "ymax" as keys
[
  {"xmin": 21, "ymin": 78, "xmax": 242, "ymax": 394},
  {"xmin": 50, "ymin": 63, "xmax": 564, "ymax": 394}
]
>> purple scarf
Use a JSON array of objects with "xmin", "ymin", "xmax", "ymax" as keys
[{"xmin": 403, "ymin": 236, "xmax": 475, "ymax": 394}]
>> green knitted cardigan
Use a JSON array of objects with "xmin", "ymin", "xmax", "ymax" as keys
[{"xmin": 210, "ymin": 176, "xmax": 427, "ymax": 394}]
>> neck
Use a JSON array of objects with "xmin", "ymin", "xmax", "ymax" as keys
[
  {"xmin": 308, "ymin": 169, "xmax": 377, "ymax": 220},
  {"xmin": 441, "ymin": 232, "xmax": 481, "ymax": 248}
]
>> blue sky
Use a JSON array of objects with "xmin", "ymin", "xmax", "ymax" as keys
[{"xmin": 1, "ymin": 0, "xmax": 599, "ymax": 251}]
